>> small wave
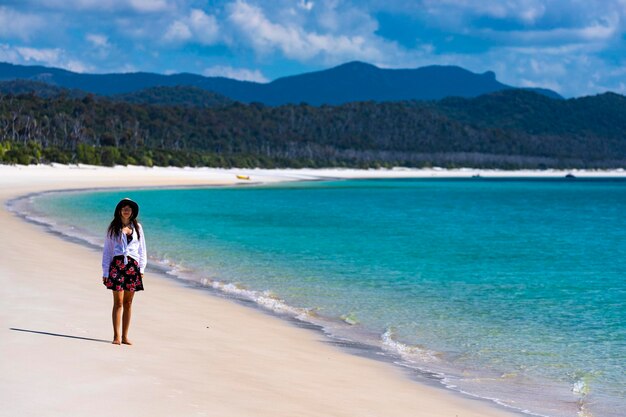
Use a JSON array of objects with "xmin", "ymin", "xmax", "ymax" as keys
[
  {"xmin": 572, "ymin": 378, "xmax": 591, "ymax": 396},
  {"xmin": 164, "ymin": 262, "xmax": 193, "ymax": 276},
  {"xmin": 340, "ymin": 312, "xmax": 360, "ymax": 325},
  {"xmin": 381, "ymin": 327, "xmax": 441, "ymax": 363},
  {"xmin": 572, "ymin": 373, "xmax": 597, "ymax": 417},
  {"xmin": 209, "ymin": 279, "xmax": 314, "ymax": 320}
]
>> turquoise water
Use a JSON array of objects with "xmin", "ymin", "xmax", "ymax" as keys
[{"xmin": 29, "ymin": 179, "xmax": 626, "ymax": 417}]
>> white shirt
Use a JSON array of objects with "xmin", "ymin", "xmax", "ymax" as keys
[{"xmin": 102, "ymin": 223, "xmax": 147, "ymax": 277}]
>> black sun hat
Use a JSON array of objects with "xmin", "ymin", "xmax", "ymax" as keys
[{"xmin": 115, "ymin": 198, "xmax": 139, "ymax": 220}]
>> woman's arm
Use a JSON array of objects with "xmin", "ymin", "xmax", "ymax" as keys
[
  {"xmin": 138, "ymin": 224, "xmax": 147, "ymax": 275},
  {"xmin": 102, "ymin": 233, "xmax": 114, "ymax": 277}
]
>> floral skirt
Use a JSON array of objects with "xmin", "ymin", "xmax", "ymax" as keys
[{"xmin": 103, "ymin": 255, "xmax": 144, "ymax": 292}]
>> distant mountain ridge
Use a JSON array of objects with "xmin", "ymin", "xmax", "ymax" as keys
[
  {"xmin": 0, "ymin": 80, "xmax": 234, "ymax": 109},
  {"xmin": 0, "ymin": 61, "xmax": 562, "ymax": 105}
]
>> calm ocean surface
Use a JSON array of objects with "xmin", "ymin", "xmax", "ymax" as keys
[{"xmin": 29, "ymin": 178, "xmax": 626, "ymax": 417}]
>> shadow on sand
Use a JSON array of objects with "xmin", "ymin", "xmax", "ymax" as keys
[{"xmin": 10, "ymin": 327, "xmax": 110, "ymax": 344}]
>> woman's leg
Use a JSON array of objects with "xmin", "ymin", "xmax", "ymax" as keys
[
  {"xmin": 122, "ymin": 290, "xmax": 135, "ymax": 345},
  {"xmin": 112, "ymin": 290, "xmax": 124, "ymax": 344}
]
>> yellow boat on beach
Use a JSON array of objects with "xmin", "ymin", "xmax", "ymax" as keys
[{"xmin": 236, "ymin": 175, "xmax": 251, "ymax": 180}]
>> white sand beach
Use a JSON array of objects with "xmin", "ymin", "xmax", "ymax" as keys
[{"xmin": 3, "ymin": 164, "xmax": 622, "ymax": 417}]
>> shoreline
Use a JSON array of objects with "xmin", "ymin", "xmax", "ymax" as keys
[
  {"xmin": 7, "ymin": 183, "xmax": 582, "ymax": 417},
  {"xmin": 4, "ymin": 162, "xmax": 626, "ymax": 178},
  {"xmin": 0, "ymin": 164, "xmax": 600, "ymax": 417},
  {"xmin": 8, "ymin": 187, "xmax": 536, "ymax": 417}
]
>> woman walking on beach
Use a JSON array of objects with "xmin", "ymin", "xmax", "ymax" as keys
[{"xmin": 101, "ymin": 198, "xmax": 147, "ymax": 345}]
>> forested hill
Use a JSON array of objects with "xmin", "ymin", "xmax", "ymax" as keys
[
  {"xmin": 0, "ymin": 79, "xmax": 86, "ymax": 98},
  {"xmin": 0, "ymin": 89, "xmax": 624, "ymax": 169},
  {"xmin": 111, "ymin": 86, "xmax": 234, "ymax": 108},
  {"xmin": 436, "ymin": 90, "xmax": 626, "ymax": 139}
]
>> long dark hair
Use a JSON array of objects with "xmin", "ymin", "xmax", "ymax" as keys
[{"xmin": 107, "ymin": 204, "xmax": 141, "ymax": 240}]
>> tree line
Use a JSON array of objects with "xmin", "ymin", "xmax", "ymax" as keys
[{"xmin": 1, "ymin": 87, "xmax": 625, "ymax": 169}]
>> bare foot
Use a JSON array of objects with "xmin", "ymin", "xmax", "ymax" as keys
[
  {"xmin": 112, "ymin": 339, "xmax": 121, "ymax": 345},
  {"xmin": 122, "ymin": 338, "xmax": 133, "ymax": 345}
]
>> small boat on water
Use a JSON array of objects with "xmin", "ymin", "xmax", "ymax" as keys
[
  {"xmin": 236, "ymin": 175, "xmax": 251, "ymax": 180},
  {"xmin": 565, "ymin": 173, "xmax": 576, "ymax": 179}
]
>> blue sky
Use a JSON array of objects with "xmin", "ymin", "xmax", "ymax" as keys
[{"xmin": 1, "ymin": 0, "xmax": 625, "ymax": 97}]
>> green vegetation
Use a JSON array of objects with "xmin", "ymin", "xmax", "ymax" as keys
[
  {"xmin": 111, "ymin": 86, "xmax": 234, "ymax": 108},
  {"xmin": 0, "ymin": 79, "xmax": 86, "ymax": 99},
  {"xmin": 0, "ymin": 88, "xmax": 625, "ymax": 169}
]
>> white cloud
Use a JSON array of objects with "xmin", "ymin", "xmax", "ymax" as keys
[
  {"xmin": 164, "ymin": 21, "xmax": 193, "ymax": 42},
  {"xmin": 506, "ymin": 43, "xmax": 599, "ymax": 55},
  {"xmin": 116, "ymin": 63, "xmax": 139, "ymax": 73},
  {"xmin": 85, "ymin": 33, "xmax": 113, "ymax": 59},
  {"xmin": 0, "ymin": 43, "xmax": 21, "ymax": 63},
  {"xmin": 203, "ymin": 65, "xmax": 268, "ymax": 82},
  {"xmin": 299, "ymin": 0, "xmax": 315, "ymax": 12},
  {"xmin": 0, "ymin": 43, "xmax": 93, "ymax": 73},
  {"xmin": 163, "ymin": 9, "xmax": 219, "ymax": 45},
  {"xmin": 0, "ymin": 6, "xmax": 46, "ymax": 41},
  {"xmin": 32, "ymin": 0, "xmax": 171, "ymax": 13},
  {"xmin": 411, "ymin": 0, "xmax": 548, "ymax": 27},
  {"xmin": 380, "ymin": 0, "xmax": 625, "ymax": 43},
  {"xmin": 518, "ymin": 78, "xmax": 563, "ymax": 93},
  {"xmin": 481, "ymin": 16, "xmax": 620, "ymax": 45},
  {"xmin": 227, "ymin": 0, "xmax": 387, "ymax": 62},
  {"xmin": 518, "ymin": 4, "xmax": 545, "ymax": 24},
  {"xmin": 315, "ymin": 0, "xmax": 379, "ymax": 34},
  {"xmin": 63, "ymin": 59, "xmax": 92, "ymax": 73},
  {"xmin": 86, "ymin": 33, "xmax": 110, "ymax": 48},
  {"xmin": 115, "ymin": 17, "xmax": 149, "ymax": 39},
  {"xmin": 189, "ymin": 9, "xmax": 219, "ymax": 44},
  {"xmin": 15, "ymin": 46, "xmax": 62, "ymax": 63},
  {"xmin": 608, "ymin": 67, "xmax": 626, "ymax": 77},
  {"xmin": 129, "ymin": 0, "xmax": 169, "ymax": 13}
]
